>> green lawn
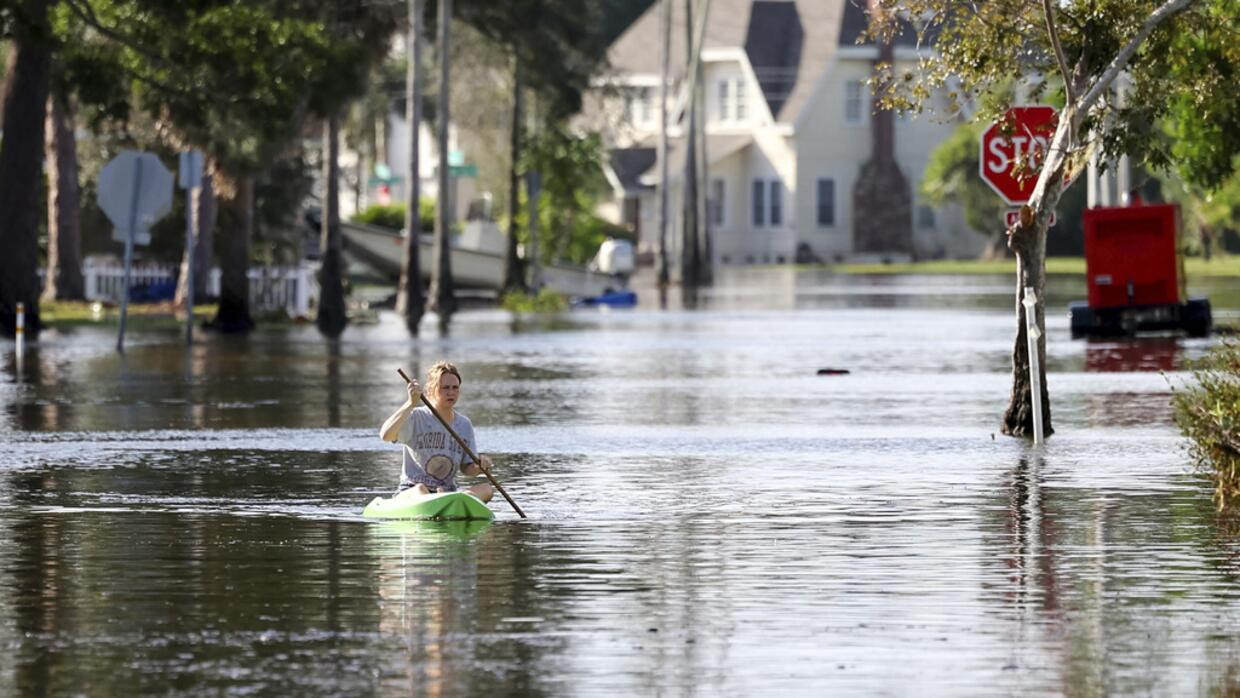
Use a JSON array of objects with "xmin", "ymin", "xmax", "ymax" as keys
[
  {"xmin": 824, "ymin": 256, "xmax": 1240, "ymax": 277},
  {"xmin": 41, "ymin": 301, "xmax": 217, "ymax": 329}
]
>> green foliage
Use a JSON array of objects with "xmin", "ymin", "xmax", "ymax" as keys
[
  {"xmin": 50, "ymin": 5, "xmax": 129, "ymax": 127},
  {"xmin": 41, "ymin": 300, "xmax": 217, "ymax": 328},
  {"xmin": 352, "ymin": 200, "xmax": 436, "ymax": 233},
  {"xmin": 354, "ymin": 203, "xmax": 406, "ymax": 230},
  {"xmin": 499, "ymin": 288, "xmax": 569, "ymax": 313},
  {"xmin": 871, "ymin": 0, "xmax": 1240, "ymax": 193},
  {"xmin": 516, "ymin": 126, "xmax": 623, "ymax": 266},
  {"xmin": 254, "ymin": 153, "xmax": 316, "ymax": 264},
  {"xmin": 920, "ymin": 119, "xmax": 1088, "ymax": 255},
  {"xmin": 61, "ymin": 1, "xmax": 397, "ymax": 173},
  {"xmin": 920, "ymin": 121, "xmax": 1004, "ymax": 236},
  {"xmin": 1173, "ymin": 339, "xmax": 1240, "ymax": 508},
  {"xmin": 456, "ymin": 0, "xmax": 609, "ymax": 119},
  {"xmin": 1129, "ymin": 1, "xmax": 1240, "ymax": 190},
  {"xmin": 1159, "ymin": 156, "xmax": 1240, "ymax": 256},
  {"xmin": 101, "ymin": 3, "xmax": 326, "ymax": 169}
]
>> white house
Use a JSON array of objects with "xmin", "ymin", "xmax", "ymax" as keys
[{"xmin": 586, "ymin": 0, "xmax": 984, "ymax": 268}]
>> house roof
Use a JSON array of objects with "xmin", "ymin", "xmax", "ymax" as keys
[
  {"xmin": 606, "ymin": 0, "xmax": 846, "ymax": 124},
  {"xmin": 638, "ymin": 134, "xmax": 753, "ymax": 186},
  {"xmin": 608, "ymin": 147, "xmax": 658, "ymax": 192}
]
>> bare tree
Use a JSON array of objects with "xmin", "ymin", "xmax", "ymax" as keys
[
  {"xmin": 317, "ymin": 115, "xmax": 348, "ymax": 337},
  {"xmin": 174, "ymin": 157, "xmax": 217, "ymax": 309},
  {"xmin": 503, "ymin": 60, "xmax": 526, "ymax": 294},
  {"xmin": 211, "ymin": 171, "xmax": 256, "ymax": 333},
  {"xmin": 42, "ymin": 90, "xmax": 84, "ymax": 301}
]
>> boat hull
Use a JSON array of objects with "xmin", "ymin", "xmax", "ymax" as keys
[
  {"xmin": 362, "ymin": 491, "xmax": 495, "ymax": 521},
  {"xmin": 340, "ymin": 220, "xmax": 626, "ymax": 298}
]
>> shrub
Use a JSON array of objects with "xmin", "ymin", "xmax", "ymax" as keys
[
  {"xmin": 499, "ymin": 288, "xmax": 569, "ymax": 313},
  {"xmin": 1173, "ymin": 339, "xmax": 1240, "ymax": 508},
  {"xmin": 352, "ymin": 199, "xmax": 435, "ymax": 233}
]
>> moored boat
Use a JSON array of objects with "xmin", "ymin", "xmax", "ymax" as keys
[{"xmin": 362, "ymin": 490, "xmax": 495, "ymax": 521}]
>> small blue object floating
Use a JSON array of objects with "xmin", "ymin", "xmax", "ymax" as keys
[{"xmin": 575, "ymin": 290, "xmax": 637, "ymax": 308}]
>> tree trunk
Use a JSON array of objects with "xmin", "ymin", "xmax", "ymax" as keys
[
  {"xmin": 680, "ymin": 0, "xmax": 699, "ymax": 292},
  {"xmin": 428, "ymin": 0, "xmax": 456, "ymax": 320},
  {"xmin": 397, "ymin": 0, "xmax": 425, "ymax": 333},
  {"xmin": 503, "ymin": 60, "xmax": 526, "ymax": 293},
  {"xmin": 317, "ymin": 115, "xmax": 348, "ymax": 337},
  {"xmin": 0, "ymin": 0, "xmax": 52, "ymax": 338},
  {"xmin": 1001, "ymin": 218, "xmax": 1054, "ymax": 437},
  {"xmin": 695, "ymin": 54, "xmax": 712, "ymax": 286},
  {"xmin": 42, "ymin": 89, "xmax": 84, "ymax": 302},
  {"xmin": 656, "ymin": 0, "xmax": 671, "ymax": 295},
  {"xmin": 175, "ymin": 157, "xmax": 217, "ymax": 306},
  {"xmin": 209, "ymin": 170, "xmax": 256, "ymax": 333}
]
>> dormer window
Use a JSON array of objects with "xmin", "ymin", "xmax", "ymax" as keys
[
  {"xmin": 845, "ymin": 80, "xmax": 866, "ymax": 124},
  {"xmin": 713, "ymin": 77, "xmax": 748, "ymax": 124},
  {"xmin": 627, "ymin": 87, "xmax": 653, "ymax": 127}
]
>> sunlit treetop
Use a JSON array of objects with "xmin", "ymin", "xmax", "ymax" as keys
[
  {"xmin": 866, "ymin": 0, "xmax": 1240, "ymax": 192},
  {"xmin": 55, "ymin": 0, "xmax": 394, "ymax": 171}
]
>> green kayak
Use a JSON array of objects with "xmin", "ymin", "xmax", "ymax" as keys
[{"xmin": 362, "ymin": 491, "xmax": 495, "ymax": 521}]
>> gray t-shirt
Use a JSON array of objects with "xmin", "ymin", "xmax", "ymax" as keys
[{"xmin": 397, "ymin": 406, "xmax": 477, "ymax": 490}]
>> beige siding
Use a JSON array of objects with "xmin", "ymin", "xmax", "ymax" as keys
[
  {"xmin": 795, "ymin": 57, "xmax": 983, "ymax": 260},
  {"xmin": 794, "ymin": 59, "xmax": 872, "ymax": 260}
]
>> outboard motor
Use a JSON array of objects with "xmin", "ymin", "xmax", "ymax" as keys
[{"xmin": 592, "ymin": 238, "xmax": 635, "ymax": 276}]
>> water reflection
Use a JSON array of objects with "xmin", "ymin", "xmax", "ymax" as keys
[
  {"xmin": 1084, "ymin": 337, "xmax": 1182, "ymax": 373},
  {"xmin": 1, "ymin": 271, "xmax": 1239, "ymax": 694},
  {"xmin": 997, "ymin": 452, "xmax": 1062, "ymax": 619},
  {"xmin": 326, "ymin": 340, "xmax": 342, "ymax": 428},
  {"xmin": 373, "ymin": 521, "xmax": 489, "ymax": 695}
]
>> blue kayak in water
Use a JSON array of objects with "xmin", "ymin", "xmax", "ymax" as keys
[{"xmin": 362, "ymin": 491, "xmax": 495, "ymax": 521}]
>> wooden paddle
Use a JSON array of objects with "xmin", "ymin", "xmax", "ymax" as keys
[{"xmin": 397, "ymin": 368, "xmax": 526, "ymax": 518}]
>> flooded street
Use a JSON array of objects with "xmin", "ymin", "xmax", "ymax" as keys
[{"xmin": 2, "ymin": 270, "xmax": 1238, "ymax": 696}]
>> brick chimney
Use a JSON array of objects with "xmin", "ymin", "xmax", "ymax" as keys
[{"xmin": 852, "ymin": 1, "xmax": 913, "ymax": 257}]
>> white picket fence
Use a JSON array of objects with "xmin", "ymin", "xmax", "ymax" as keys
[{"xmin": 81, "ymin": 257, "xmax": 318, "ymax": 317}]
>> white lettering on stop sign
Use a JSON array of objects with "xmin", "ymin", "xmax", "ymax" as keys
[
  {"xmin": 989, "ymin": 135, "xmax": 1050, "ymax": 174},
  {"xmin": 979, "ymin": 106, "xmax": 1058, "ymax": 205}
]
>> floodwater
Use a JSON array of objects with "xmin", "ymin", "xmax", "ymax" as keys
[{"xmin": 1, "ymin": 270, "xmax": 1238, "ymax": 696}]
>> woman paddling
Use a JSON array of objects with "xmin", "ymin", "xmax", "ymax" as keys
[{"xmin": 379, "ymin": 361, "xmax": 494, "ymax": 503}]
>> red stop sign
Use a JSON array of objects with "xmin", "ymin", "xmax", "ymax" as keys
[{"xmin": 979, "ymin": 106, "xmax": 1059, "ymax": 205}]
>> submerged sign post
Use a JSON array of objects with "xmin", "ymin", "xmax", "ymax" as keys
[{"xmin": 97, "ymin": 150, "xmax": 174, "ymax": 352}]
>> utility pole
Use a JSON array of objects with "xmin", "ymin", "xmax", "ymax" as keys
[
  {"xmin": 681, "ymin": 0, "xmax": 700, "ymax": 292},
  {"xmin": 428, "ymin": 0, "xmax": 456, "ymax": 322},
  {"xmin": 397, "ymin": 0, "xmax": 425, "ymax": 334},
  {"xmin": 656, "ymin": 0, "xmax": 672, "ymax": 299}
]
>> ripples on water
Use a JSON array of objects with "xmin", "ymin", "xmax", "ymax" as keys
[{"xmin": 0, "ymin": 272, "xmax": 1238, "ymax": 696}]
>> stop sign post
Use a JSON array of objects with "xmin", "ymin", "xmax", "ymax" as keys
[
  {"xmin": 979, "ymin": 106, "xmax": 1058, "ymax": 206},
  {"xmin": 97, "ymin": 150, "xmax": 174, "ymax": 352}
]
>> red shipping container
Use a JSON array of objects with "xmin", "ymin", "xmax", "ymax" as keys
[{"xmin": 1082, "ymin": 204, "xmax": 1181, "ymax": 309}]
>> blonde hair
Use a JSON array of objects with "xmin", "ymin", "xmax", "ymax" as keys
[{"xmin": 425, "ymin": 361, "xmax": 462, "ymax": 394}]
